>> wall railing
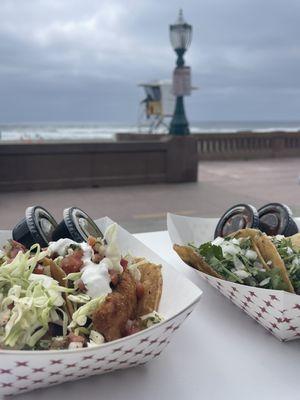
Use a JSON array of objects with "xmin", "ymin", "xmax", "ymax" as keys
[{"xmin": 116, "ymin": 131, "xmax": 300, "ymax": 160}]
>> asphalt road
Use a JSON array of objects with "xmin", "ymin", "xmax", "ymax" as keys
[{"xmin": 1, "ymin": 158, "xmax": 300, "ymax": 233}]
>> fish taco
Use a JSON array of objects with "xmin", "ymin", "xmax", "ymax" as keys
[{"xmin": 0, "ymin": 224, "xmax": 163, "ymax": 350}]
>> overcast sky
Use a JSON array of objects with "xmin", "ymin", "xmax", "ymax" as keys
[{"xmin": 1, "ymin": 0, "xmax": 300, "ymax": 124}]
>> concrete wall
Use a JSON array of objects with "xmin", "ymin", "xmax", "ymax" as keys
[{"xmin": 0, "ymin": 137, "xmax": 198, "ymax": 191}]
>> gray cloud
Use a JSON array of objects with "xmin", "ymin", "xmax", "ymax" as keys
[{"xmin": 0, "ymin": 0, "xmax": 300, "ymax": 123}]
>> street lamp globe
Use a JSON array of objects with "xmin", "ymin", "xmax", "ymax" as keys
[{"xmin": 169, "ymin": 9, "xmax": 192, "ymax": 56}]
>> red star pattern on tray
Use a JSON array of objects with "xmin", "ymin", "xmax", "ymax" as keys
[
  {"xmin": 0, "ymin": 369, "xmax": 11, "ymax": 375},
  {"xmin": 32, "ymin": 367, "xmax": 44, "ymax": 373},
  {"xmin": 0, "ymin": 306, "xmax": 196, "ymax": 396},
  {"xmin": 50, "ymin": 359, "xmax": 62, "ymax": 365},
  {"xmin": 200, "ymin": 271, "xmax": 300, "ymax": 342},
  {"xmin": 15, "ymin": 362, "xmax": 28, "ymax": 367}
]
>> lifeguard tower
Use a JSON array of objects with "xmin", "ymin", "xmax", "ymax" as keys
[{"xmin": 138, "ymin": 80, "xmax": 175, "ymax": 133}]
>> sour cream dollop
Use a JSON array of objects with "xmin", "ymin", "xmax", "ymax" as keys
[
  {"xmin": 77, "ymin": 242, "xmax": 112, "ymax": 299},
  {"xmin": 104, "ymin": 224, "xmax": 123, "ymax": 273},
  {"xmin": 79, "ymin": 223, "xmax": 124, "ymax": 298},
  {"xmin": 81, "ymin": 262, "xmax": 112, "ymax": 299},
  {"xmin": 47, "ymin": 224, "xmax": 124, "ymax": 299},
  {"xmin": 48, "ymin": 238, "xmax": 77, "ymax": 256}
]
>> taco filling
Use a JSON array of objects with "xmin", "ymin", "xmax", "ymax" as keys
[
  {"xmin": 271, "ymin": 235, "xmax": 300, "ymax": 294},
  {"xmin": 0, "ymin": 224, "xmax": 163, "ymax": 351},
  {"xmin": 176, "ymin": 233, "xmax": 291, "ymax": 291}
]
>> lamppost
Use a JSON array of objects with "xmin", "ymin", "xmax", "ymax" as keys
[{"xmin": 169, "ymin": 9, "xmax": 192, "ymax": 136}]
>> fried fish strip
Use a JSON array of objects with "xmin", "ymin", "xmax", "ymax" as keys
[
  {"xmin": 92, "ymin": 292, "xmax": 128, "ymax": 341},
  {"xmin": 92, "ymin": 270, "xmax": 137, "ymax": 341},
  {"xmin": 115, "ymin": 269, "xmax": 137, "ymax": 319},
  {"xmin": 137, "ymin": 262, "xmax": 162, "ymax": 317}
]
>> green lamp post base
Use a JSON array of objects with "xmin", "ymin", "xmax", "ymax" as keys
[{"xmin": 169, "ymin": 96, "xmax": 190, "ymax": 135}]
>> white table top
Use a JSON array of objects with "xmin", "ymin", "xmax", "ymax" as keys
[{"xmin": 15, "ymin": 231, "xmax": 300, "ymax": 400}]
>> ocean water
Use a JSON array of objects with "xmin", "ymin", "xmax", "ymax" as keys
[{"xmin": 1, "ymin": 121, "xmax": 300, "ymax": 142}]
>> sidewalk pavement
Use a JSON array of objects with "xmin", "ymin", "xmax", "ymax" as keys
[{"xmin": 1, "ymin": 158, "xmax": 300, "ymax": 233}]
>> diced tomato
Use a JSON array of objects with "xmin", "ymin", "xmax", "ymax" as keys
[
  {"xmin": 7, "ymin": 240, "xmax": 26, "ymax": 259},
  {"xmin": 136, "ymin": 282, "xmax": 144, "ymax": 300},
  {"xmin": 11, "ymin": 240, "xmax": 26, "ymax": 251},
  {"xmin": 109, "ymin": 271, "xmax": 119, "ymax": 286},
  {"xmin": 76, "ymin": 279, "xmax": 87, "ymax": 292},
  {"xmin": 61, "ymin": 249, "xmax": 84, "ymax": 274},
  {"xmin": 120, "ymin": 258, "xmax": 128, "ymax": 268},
  {"xmin": 128, "ymin": 326, "xmax": 140, "ymax": 335},
  {"xmin": 34, "ymin": 265, "xmax": 44, "ymax": 274},
  {"xmin": 68, "ymin": 332, "xmax": 85, "ymax": 343},
  {"xmin": 50, "ymin": 252, "xmax": 59, "ymax": 260},
  {"xmin": 124, "ymin": 322, "xmax": 141, "ymax": 337},
  {"xmin": 92, "ymin": 253, "xmax": 104, "ymax": 263}
]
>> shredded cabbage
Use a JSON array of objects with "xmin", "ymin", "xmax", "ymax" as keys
[
  {"xmin": 68, "ymin": 293, "xmax": 91, "ymax": 304},
  {"xmin": 69, "ymin": 295, "xmax": 106, "ymax": 329},
  {"xmin": 0, "ymin": 244, "xmax": 70, "ymax": 349}
]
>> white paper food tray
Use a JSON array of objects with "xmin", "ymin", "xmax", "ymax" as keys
[
  {"xmin": 0, "ymin": 217, "xmax": 202, "ymax": 396},
  {"xmin": 167, "ymin": 213, "xmax": 300, "ymax": 342}
]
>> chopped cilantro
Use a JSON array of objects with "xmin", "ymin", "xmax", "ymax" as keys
[{"xmin": 190, "ymin": 236, "xmax": 289, "ymax": 291}]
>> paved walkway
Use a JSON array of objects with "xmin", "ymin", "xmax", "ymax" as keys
[{"xmin": 1, "ymin": 158, "xmax": 300, "ymax": 233}]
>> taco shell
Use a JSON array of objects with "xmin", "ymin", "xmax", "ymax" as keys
[
  {"xmin": 43, "ymin": 257, "xmax": 74, "ymax": 318},
  {"xmin": 137, "ymin": 262, "xmax": 163, "ymax": 316},
  {"xmin": 253, "ymin": 232, "xmax": 295, "ymax": 293},
  {"xmin": 230, "ymin": 228, "xmax": 261, "ymax": 240},
  {"xmin": 173, "ymin": 244, "xmax": 223, "ymax": 279}
]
